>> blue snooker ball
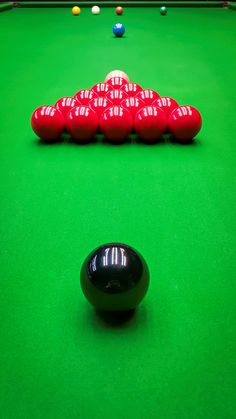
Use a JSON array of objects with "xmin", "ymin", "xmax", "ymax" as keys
[{"xmin": 113, "ymin": 23, "xmax": 125, "ymax": 38}]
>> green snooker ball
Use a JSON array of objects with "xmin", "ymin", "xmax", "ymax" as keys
[{"xmin": 160, "ymin": 6, "xmax": 167, "ymax": 16}]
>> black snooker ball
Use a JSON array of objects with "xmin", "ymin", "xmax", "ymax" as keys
[{"xmin": 80, "ymin": 243, "xmax": 150, "ymax": 312}]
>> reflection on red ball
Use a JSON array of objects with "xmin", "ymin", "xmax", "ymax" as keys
[
  {"xmin": 91, "ymin": 82, "xmax": 114, "ymax": 97},
  {"xmin": 106, "ymin": 77, "xmax": 128, "ymax": 89},
  {"xmin": 120, "ymin": 96, "xmax": 145, "ymax": 120},
  {"xmin": 116, "ymin": 6, "xmax": 123, "ymax": 15},
  {"xmin": 135, "ymin": 89, "xmax": 160, "ymax": 105},
  {"xmin": 74, "ymin": 89, "xmax": 98, "ymax": 105},
  {"xmin": 134, "ymin": 106, "xmax": 167, "ymax": 143},
  {"xmin": 100, "ymin": 106, "xmax": 133, "ymax": 143},
  {"xmin": 152, "ymin": 96, "xmax": 179, "ymax": 118},
  {"xmin": 88, "ymin": 97, "xmax": 113, "ymax": 119},
  {"xmin": 31, "ymin": 105, "xmax": 65, "ymax": 141},
  {"xmin": 55, "ymin": 96, "xmax": 79, "ymax": 118},
  {"xmin": 168, "ymin": 105, "xmax": 202, "ymax": 142},
  {"xmin": 65, "ymin": 106, "xmax": 99, "ymax": 142},
  {"xmin": 105, "ymin": 89, "xmax": 128, "ymax": 106},
  {"xmin": 120, "ymin": 82, "xmax": 143, "ymax": 97}
]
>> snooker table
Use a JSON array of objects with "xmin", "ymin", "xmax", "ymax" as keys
[{"xmin": 1, "ymin": 2, "xmax": 236, "ymax": 419}]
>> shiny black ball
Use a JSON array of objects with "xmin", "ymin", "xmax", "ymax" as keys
[{"xmin": 80, "ymin": 243, "xmax": 150, "ymax": 312}]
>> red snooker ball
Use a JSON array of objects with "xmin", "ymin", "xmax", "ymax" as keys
[
  {"xmin": 120, "ymin": 96, "xmax": 145, "ymax": 120},
  {"xmin": 120, "ymin": 82, "xmax": 143, "ymax": 97},
  {"xmin": 88, "ymin": 97, "xmax": 113, "ymax": 119},
  {"xmin": 100, "ymin": 106, "xmax": 133, "ymax": 143},
  {"xmin": 168, "ymin": 105, "xmax": 202, "ymax": 142},
  {"xmin": 105, "ymin": 89, "xmax": 128, "ymax": 106},
  {"xmin": 106, "ymin": 76, "xmax": 128, "ymax": 89},
  {"xmin": 152, "ymin": 96, "xmax": 179, "ymax": 118},
  {"xmin": 65, "ymin": 106, "xmax": 99, "ymax": 142},
  {"xmin": 116, "ymin": 6, "xmax": 123, "ymax": 15},
  {"xmin": 91, "ymin": 82, "xmax": 114, "ymax": 97},
  {"xmin": 55, "ymin": 96, "xmax": 79, "ymax": 118},
  {"xmin": 135, "ymin": 89, "xmax": 160, "ymax": 105},
  {"xmin": 74, "ymin": 89, "xmax": 98, "ymax": 105},
  {"xmin": 134, "ymin": 106, "xmax": 167, "ymax": 143},
  {"xmin": 31, "ymin": 105, "xmax": 65, "ymax": 141}
]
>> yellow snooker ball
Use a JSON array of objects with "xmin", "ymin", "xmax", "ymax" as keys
[{"xmin": 72, "ymin": 6, "xmax": 81, "ymax": 16}]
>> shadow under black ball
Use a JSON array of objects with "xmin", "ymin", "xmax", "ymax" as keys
[{"xmin": 80, "ymin": 243, "xmax": 150, "ymax": 312}]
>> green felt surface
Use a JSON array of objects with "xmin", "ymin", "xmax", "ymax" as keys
[
  {"xmin": 229, "ymin": 2, "xmax": 236, "ymax": 10},
  {"xmin": 0, "ymin": 3, "xmax": 12, "ymax": 12},
  {"xmin": 0, "ymin": 6, "xmax": 236, "ymax": 419}
]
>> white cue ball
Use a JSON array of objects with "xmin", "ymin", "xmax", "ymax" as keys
[
  {"xmin": 92, "ymin": 6, "xmax": 100, "ymax": 15},
  {"xmin": 105, "ymin": 70, "xmax": 130, "ymax": 83}
]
